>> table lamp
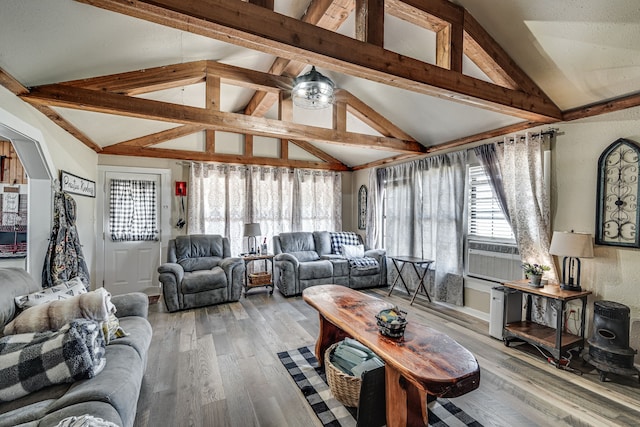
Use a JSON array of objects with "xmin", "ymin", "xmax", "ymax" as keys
[
  {"xmin": 549, "ymin": 231, "xmax": 594, "ymax": 291},
  {"xmin": 243, "ymin": 223, "xmax": 261, "ymax": 254}
]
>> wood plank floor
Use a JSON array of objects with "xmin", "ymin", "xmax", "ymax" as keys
[{"xmin": 134, "ymin": 287, "xmax": 640, "ymax": 427}]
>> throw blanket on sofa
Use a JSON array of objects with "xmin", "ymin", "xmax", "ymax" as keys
[
  {"xmin": 348, "ymin": 257, "xmax": 379, "ymax": 271},
  {"xmin": 330, "ymin": 232, "xmax": 360, "ymax": 254},
  {"xmin": 0, "ymin": 319, "xmax": 106, "ymax": 402}
]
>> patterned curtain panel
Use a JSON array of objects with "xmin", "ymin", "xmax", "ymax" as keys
[
  {"xmin": 188, "ymin": 162, "xmax": 341, "ymax": 256},
  {"xmin": 497, "ymin": 132, "xmax": 557, "ymax": 326},
  {"xmin": 293, "ymin": 169, "xmax": 342, "ymax": 232},
  {"xmin": 188, "ymin": 163, "xmax": 248, "ymax": 255},
  {"xmin": 109, "ymin": 179, "xmax": 158, "ymax": 242},
  {"xmin": 249, "ymin": 166, "xmax": 294, "ymax": 247}
]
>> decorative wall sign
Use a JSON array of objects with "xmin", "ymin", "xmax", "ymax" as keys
[
  {"xmin": 358, "ymin": 185, "xmax": 367, "ymax": 230},
  {"xmin": 61, "ymin": 170, "xmax": 96, "ymax": 198},
  {"xmin": 595, "ymin": 138, "xmax": 640, "ymax": 247}
]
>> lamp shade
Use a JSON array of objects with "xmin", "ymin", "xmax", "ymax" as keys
[
  {"xmin": 292, "ymin": 66, "xmax": 335, "ymax": 109},
  {"xmin": 549, "ymin": 231, "xmax": 594, "ymax": 258},
  {"xmin": 243, "ymin": 223, "xmax": 262, "ymax": 237}
]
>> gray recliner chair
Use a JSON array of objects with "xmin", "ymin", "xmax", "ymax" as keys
[{"xmin": 158, "ymin": 234, "xmax": 244, "ymax": 312}]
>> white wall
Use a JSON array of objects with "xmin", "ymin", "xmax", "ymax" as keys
[
  {"xmin": 552, "ymin": 106, "xmax": 640, "ymax": 359},
  {"xmin": 0, "ymin": 86, "xmax": 98, "ymax": 284}
]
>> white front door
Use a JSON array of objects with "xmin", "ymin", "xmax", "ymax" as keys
[{"xmin": 102, "ymin": 171, "xmax": 161, "ymax": 296}]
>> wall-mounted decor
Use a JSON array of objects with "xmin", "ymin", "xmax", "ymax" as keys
[
  {"xmin": 61, "ymin": 170, "xmax": 96, "ymax": 198},
  {"xmin": 358, "ymin": 185, "xmax": 367, "ymax": 230},
  {"xmin": 595, "ymin": 138, "xmax": 640, "ymax": 248}
]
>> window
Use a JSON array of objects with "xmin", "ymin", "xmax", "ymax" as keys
[{"xmin": 468, "ymin": 165, "xmax": 514, "ymax": 241}]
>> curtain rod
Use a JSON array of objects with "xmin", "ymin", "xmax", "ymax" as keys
[{"xmin": 496, "ymin": 128, "xmax": 561, "ymax": 144}]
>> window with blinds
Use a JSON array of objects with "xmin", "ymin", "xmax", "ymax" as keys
[{"xmin": 468, "ymin": 165, "xmax": 515, "ymax": 241}]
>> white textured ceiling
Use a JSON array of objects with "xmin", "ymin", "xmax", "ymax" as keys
[{"xmin": 1, "ymin": 0, "xmax": 638, "ymax": 167}]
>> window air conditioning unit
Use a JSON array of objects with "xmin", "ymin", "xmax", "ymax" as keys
[{"xmin": 465, "ymin": 239, "xmax": 522, "ymax": 283}]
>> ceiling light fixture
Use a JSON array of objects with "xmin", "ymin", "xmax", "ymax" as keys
[{"xmin": 291, "ymin": 66, "xmax": 335, "ymax": 109}]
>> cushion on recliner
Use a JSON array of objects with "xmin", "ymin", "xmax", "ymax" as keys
[
  {"xmin": 288, "ymin": 251, "xmax": 320, "ymax": 262},
  {"xmin": 174, "ymin": 235, "xmax": 224, "ymax": 267},
  {"xmin": 279, "ymin": 232, "xmax": 315, "ymax": 252},
  {"xmin": 313, "ymin": 231, "xmax": 332, "ymax": 256},
  {"xmin": 298, "ymin": 260, "xmax": 333, "ymax": 280},
  {"xmin": 179, "ymin": 256, "xmax": 222, "ymax": 272},
  {"xmin": 180, "ymin": 267, "xmax": 227, "ymax": 293}
]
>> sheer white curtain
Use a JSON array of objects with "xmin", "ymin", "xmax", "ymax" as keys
[
  {"xmin": 382, "ymin": 151, "xmax": 467, "ymax": 306},
  {"xmin": 292, "ymin": 169, "xmax": 342, "ymax": 232},
  {"xmin": 188, "ymin": 163, "xmax": 247, "ymax": 255},
  {"xmin": 248, "ymin": 166, "xmax": 294, "ymax": 250},
  {"xmin": 498, "ymin": 132, "xmax": 557, "ymax": 325},
  {"xmin": 189, "ymin": 163, "xmax": 342, "ymax": 255}
]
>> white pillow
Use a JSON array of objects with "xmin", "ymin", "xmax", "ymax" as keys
[
  {"xmin": 14, "ymin": 277, "xmax": 87, "ymax": 309},
  {"xmin": 341, "ymin": 244, "xmax": 365, "ymax": 259}
]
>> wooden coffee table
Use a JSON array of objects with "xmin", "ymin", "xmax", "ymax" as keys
[{"xmin": 303, "ymin": 285, "xmax": 480, "ymax": 427}]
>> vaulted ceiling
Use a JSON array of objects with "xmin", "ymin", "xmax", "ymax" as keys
[{"xmin": 1, "ymin": 0, "xmax": 639, "ymax": 170}]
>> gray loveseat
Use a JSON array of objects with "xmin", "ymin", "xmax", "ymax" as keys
[
  {"xmin": 273, "ymin": 231, "xmax": 386, "ymax": 297},
  {"xmin": 158, "ymin": 234, "xmax": 244, "ymax": 312},
  {"xmin": 0, "ymin": 267, "xmax": 152, "ymax": 427}
]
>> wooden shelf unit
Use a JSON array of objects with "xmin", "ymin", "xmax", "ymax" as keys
[{"xmin": 502, "ymin": 280, "xmax": 591, "ymax": 361}]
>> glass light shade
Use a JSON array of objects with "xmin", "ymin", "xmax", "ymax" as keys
[
  {"xmin": 549, "ymin": 231, "xmax": 594, "ymax": 258},
  {"xmin": 292, "ymin": 66, "xmax": 335, "ymax": 109}
]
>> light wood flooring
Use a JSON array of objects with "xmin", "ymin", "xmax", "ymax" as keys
[{"xmin": 133, "ymin": 287, "xmax": 640, "ymax": 427}]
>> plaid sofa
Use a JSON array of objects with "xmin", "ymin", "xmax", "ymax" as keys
[{"xmin": 272, "ymin": 231, "xmax": 386, "ymax": 297}]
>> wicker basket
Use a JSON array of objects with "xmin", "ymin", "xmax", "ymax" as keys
[
  {"xmin": 248, "ymin": 271, "xmax": 271, "ymax": 285},
  {"xmin": 324, "ymin": 342, "xmax": 362, "ymax": 407}
]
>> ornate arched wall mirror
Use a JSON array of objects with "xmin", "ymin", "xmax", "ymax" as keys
[
  {"xmin": 596, "ymin": 138, "xmax": 640, "ymax": 247},
  {"xmin": 358, "ymin": 185, "xmax": 367, "ymax": 230}
]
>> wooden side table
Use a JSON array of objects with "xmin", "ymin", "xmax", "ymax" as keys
[
  {"xmin": 501, "ymin": 279, "xmax": 591, "ymax": 362},
  {"xmin": 241, "ymin": 253, "xmax": 274, "ymax": 297}
]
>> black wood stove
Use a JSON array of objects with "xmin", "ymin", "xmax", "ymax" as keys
[{"xmin": 584, "ymin": 301, "xmax": 639, "ymax": 382}]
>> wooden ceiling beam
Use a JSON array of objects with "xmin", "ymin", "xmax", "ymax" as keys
[
  {"xmin": 351, "ymin": 153, "xmax": 418, "ymax": 171},
  {"xmin": 462, "ymin": 11, "xmax": 545, "ymax": 97},
  {"xmin": 204, "ymin": 61, "xmax": 290, "ymax": 93},
  {"xmin": 355, "ymin": 0, "xmax": 384, "ymax": 47},
  {"xmin": 352, "ymin": 120, "xmax": 548, "ymax": 170},
  {"xmin": 76, "ymin": 0, "xmax": 561, "ymax": 121},
  {"xmin": 61, "ymin": 61, "xmax": 208, "ymax": 95},
  {"xmin": 0, "ymin": 67, "xmax": 29, "ymax": 96},
  {"xmin": 22, "ymin": 83, "xmax": 425, "ymax": 154},
  {"xmin": 108, "ymin": 125, "xmax": 204, "ymax": 149},
  {"xmin": 0, "ymin": 67, "xmax": 102, "ymax": 152},
  {"xmin": 425, "ymin": 121, "xmax": 545, "ymax": 154},
  {"xmin": 100, "ymin": 144, "xmax": 350, "ymax": 171},
  {"xmin": 562, "ymin": 92, "xmax": 640, "ymax": 122},
  {"xmin": 384, "ymin": 0, "xmax": 446, "ymax": 32},
  {"xmin": 58, "ymin": 60, "xmax": 289, "ymax": 95},
  {"xmin": 34, "ymin": 105, "xmax": 103, "ymax": 152}
]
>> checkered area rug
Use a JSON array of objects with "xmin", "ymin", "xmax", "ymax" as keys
[{"xmin": 277, "ymin": 346, "xmax": 483, "ymax": 427}]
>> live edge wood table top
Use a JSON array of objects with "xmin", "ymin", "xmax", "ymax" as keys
[{"xmin": 303, "ymin": 285, "xmax": 480, "ymax": 427}]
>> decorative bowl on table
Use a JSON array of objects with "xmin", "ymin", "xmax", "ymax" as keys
[{"xmin": 375, "ymin": 307, "xmax": 407, "ymax": 338}]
